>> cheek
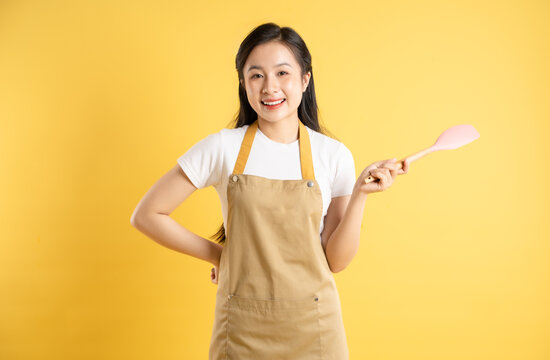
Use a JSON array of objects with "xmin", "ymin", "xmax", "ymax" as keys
[
  {"xmin": 244, "ymin": 84, "xmax": 255, "ymax": 100},
  {"xmin": 246, "ymin": 83, "xmax": 260, "ymax": 97},
  {"xmin": 285, "ymin": 79, "xmax": 303, "ymax": 95},
  {"xmin": 246, "ymin": 89, "xmax": 261, "ymax": 109},
  {"xmin": 285, "ymin": 83, "xmax": 303, "ymax": 101}
]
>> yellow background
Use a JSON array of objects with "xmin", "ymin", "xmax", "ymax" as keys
[{"xmin": 1, "ymin": 0, "xmax": 548, "ymax": 359}]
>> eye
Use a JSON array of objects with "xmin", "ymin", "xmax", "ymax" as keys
[
  {"xmin": 251, "ymin": 74, "xmax": 262, "ymax": 79},
  {"xmin": 279, "ymin": 71, "xmax": 288, "ymax": 76}
]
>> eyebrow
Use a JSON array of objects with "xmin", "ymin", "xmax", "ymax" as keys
[{"xmin": 246, "ymin": 62, "xmax": 292, "ymax": 73}]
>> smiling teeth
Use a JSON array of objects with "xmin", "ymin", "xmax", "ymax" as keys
[{"xmin": 263, "ymin": 99, "xmax": 284, "ymax": 105}]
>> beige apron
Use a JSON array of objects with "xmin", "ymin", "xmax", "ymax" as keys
[{"xmin": 209, "ymin": 119, "xmax": 349, "ymax": 360}]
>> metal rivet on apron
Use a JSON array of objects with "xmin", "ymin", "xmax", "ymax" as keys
[
  {"xmin": 314, "ymin": 297, "xmax": 318, "ymax": 301},
  {"xmin": 232, "ymin": 175, "xmax": 238, "ymax": 182},
  {"xmin": 307, "ymin": 180, "xmax": 314, "ymax": 187}
]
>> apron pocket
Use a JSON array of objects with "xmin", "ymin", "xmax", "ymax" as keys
[{"xmin": 226, "ymin": 294, "xmax": 321, "ymax": 360}]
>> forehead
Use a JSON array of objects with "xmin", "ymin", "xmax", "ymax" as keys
[{"xmin": 244, "ymin": 41, "xmax": 299, "ymax": 70}]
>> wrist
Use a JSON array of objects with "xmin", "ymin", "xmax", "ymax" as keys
[
  {"xmin": 351, "ymin": 188, "xmax": 368, "ymax": 202},
  {"xmin": 209, "ymin": 242, "xmax": 223, "ymax": 267}
]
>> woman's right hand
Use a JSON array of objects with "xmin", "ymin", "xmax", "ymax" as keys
[
  {"xmin": 352, "ymin": 157, "xmax": 410, "ymax": 195},
  {"xmin": 211, "ymin": 266, "xmax": 219, "ymax": 285}
]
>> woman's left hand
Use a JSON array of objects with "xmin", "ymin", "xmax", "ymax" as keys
[
  {"xmin": 353, "ymin": 157, "xmax": 410, "ymax": 195},
  {"xmin": 211, "ymin": 266, "xmax": 218, "ymax": 285}
]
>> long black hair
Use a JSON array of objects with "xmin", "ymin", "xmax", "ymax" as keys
[{"xmin": 211, "ymin": 22, "xmax": 336, "ymax": 244}]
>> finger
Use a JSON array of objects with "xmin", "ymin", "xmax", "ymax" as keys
[
  {"xmin": 382, "ymin": 163, "xmax": 399, "ymax": 171},
  {"xmin": 400, "ymin": 159, "xmax": 408, "ymax": 174},
  {"xmin": 383, "ymin": 168, "xmax": 393, "ymax": 186},
  {"xmin": 376, "ymin": 159, "xmax": 392, "ymax": 166},
  {"xmin": 369, "ymin": 168, "xmax": 382, "ymax": 180},
  {"xmin": 371, "ymin": 158, "xmax": 395, "ymax": 168},
  {"xmin": 384, "ymin": 168, "xmax": 394, "ymax": 187},
  {"xmin": 373, "ymin": 168, "xmax": 390, "ymax": 178},
  {"xmin": 385, "ymin": 158, "xmax": 401, "ymax": 170},
  {"xmin": 363, "ymin": 169, "xmax": 381, "ymax": 189},
  {"xmin": 380, "ymin": 167, "xmax": 389, "ymax": 179},
  {"xmin": 396, "ymin": 159, "xmax": 408, "ymax": 175},
  {"xmin": 378, "ymin": 171, "xmax": 389, "ymax": 190},
  {"xmin": 382, "ymin": 158, "xmax": 397, "ymax": 167},
  {"xmin": 384, "ymin": 163, "xmax": 399, "ymax": 175},
  {"xmin": 367, "ymin": 170, "xmax": 387, "ymax": 192},
  {"xmin": 372, "ymin": 169, "xmax": 389, "ymax": 189}
]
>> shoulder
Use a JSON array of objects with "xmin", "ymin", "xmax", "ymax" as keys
[
  {"xmin": 306, "ymin": 126, "xmax": 353, "ymax": 160},
  {"xmin": 188, "ymin": 125, "xmax": 248, "ymax": 151},
  {"xmin": 219, "ymin": 125, "xmax": 248, "ymax": 144}
]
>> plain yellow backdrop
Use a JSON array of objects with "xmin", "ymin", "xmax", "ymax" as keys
[{"xmin": 1, "ymin": 0, "xmax": 548, "ymax": 359}]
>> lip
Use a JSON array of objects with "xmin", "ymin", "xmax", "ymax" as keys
[
  {"xmin": 262, "ymin": 98, "xmax": 285, "ymax": 102},
  {"xmin": 261, "ymin": 98, "xmax": 286, "ymax": 109}
]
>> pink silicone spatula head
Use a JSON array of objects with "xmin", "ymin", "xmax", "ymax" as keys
[
  {"xmin": 431, "ymin": 124, "xmax": 480, "ymax": 151},
  {"xmin": 364, "ymin": 124, "xmax": 480, "ymax": 184}
]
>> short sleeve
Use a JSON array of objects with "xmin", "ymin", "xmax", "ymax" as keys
[
  {"xmin": 331, "ymin": 143, "xmax": 356, "ymax": 197},
  {"xmin": 177, "ymin": 131, "xmax": 223, "ymax": 189}
]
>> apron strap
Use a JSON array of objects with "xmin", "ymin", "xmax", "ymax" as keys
[
  {"xmin": 232, "ymin": 119, "xmax": 315, "ymax": 180},
  {"xmin": 298, "ymin": 120, "xmax": 315, "ymax": 180}
]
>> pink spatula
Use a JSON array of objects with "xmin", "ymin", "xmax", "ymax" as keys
[{"xmin": 364, "ymin": 124, "xmax": 480, "ymax": 184}]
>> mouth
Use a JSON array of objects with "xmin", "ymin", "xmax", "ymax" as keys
[{"xmin": 261, "ymin": 98, "xmax": 286, "ymax": 109}]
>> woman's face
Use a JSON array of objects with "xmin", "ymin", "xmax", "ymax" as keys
[{"xmin": 241, "ymin": 41, "xmax": 310, "ymax": 126}]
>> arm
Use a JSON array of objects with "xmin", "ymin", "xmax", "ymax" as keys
[
  {"xmin": 320, "ymin": 193, "xmax": 364, "ymax": 273},
  {"xmin": 130, "ymin": 164, "xmax": 223, "ymax": 268},
  {"xmin": 321, "ymin": 157, "xmax": 409, "ymax": 273}
]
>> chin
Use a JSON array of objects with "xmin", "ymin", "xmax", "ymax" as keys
[{"xmin": 260, "ymin": 114, "xmax": 290, "ymax": 123}]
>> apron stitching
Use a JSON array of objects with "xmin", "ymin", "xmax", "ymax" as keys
[
  {"xmin": 229, "ymin": 181, "xmax": 313, "ymax": 190},
  {"xmin": 226, "ymin": 222, "xmax": 231, "ymax": 360},
  {"xmin": 318, "ymin": 298, "xmax": 324, "ymax": 359},
  {"xmin": 224, "ymin": 295, "xmax": 229, "ymax": 360}
]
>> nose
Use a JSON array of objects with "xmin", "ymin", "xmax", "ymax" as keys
[{"xmin": 262, "ymin": 73, "xmax": 279, "ymax": 94}]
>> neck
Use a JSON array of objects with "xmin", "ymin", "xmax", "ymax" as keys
[{"xmin": 257, "ymin": 118, "xmax": 300, "ymax": 144}]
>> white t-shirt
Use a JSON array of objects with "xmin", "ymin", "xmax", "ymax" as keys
[{"xmin": 177, "ymin": 124, "xmax": 356, "ymax": 240}]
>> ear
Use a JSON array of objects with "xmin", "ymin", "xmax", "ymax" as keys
[{"xmin": 302, "ymin": 71, "xmax": 311, "ymax": 93}]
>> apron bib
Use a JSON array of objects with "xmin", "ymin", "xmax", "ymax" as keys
[{"xmin": 209, "ymin": 119, "xmax": 349, "ymax": 360}]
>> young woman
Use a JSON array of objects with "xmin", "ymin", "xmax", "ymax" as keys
[{"xmin": 131, "ymin": 22, "xmax": 409, "ymax": 359}]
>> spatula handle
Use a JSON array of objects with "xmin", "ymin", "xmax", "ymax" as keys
[
  {"xmin": 363, "ymin": 146, "xmax": 433, "ymax": 184},
  {"xmin": 364, "ymin": 160, "xmax": 404, "ymax": 184}
]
